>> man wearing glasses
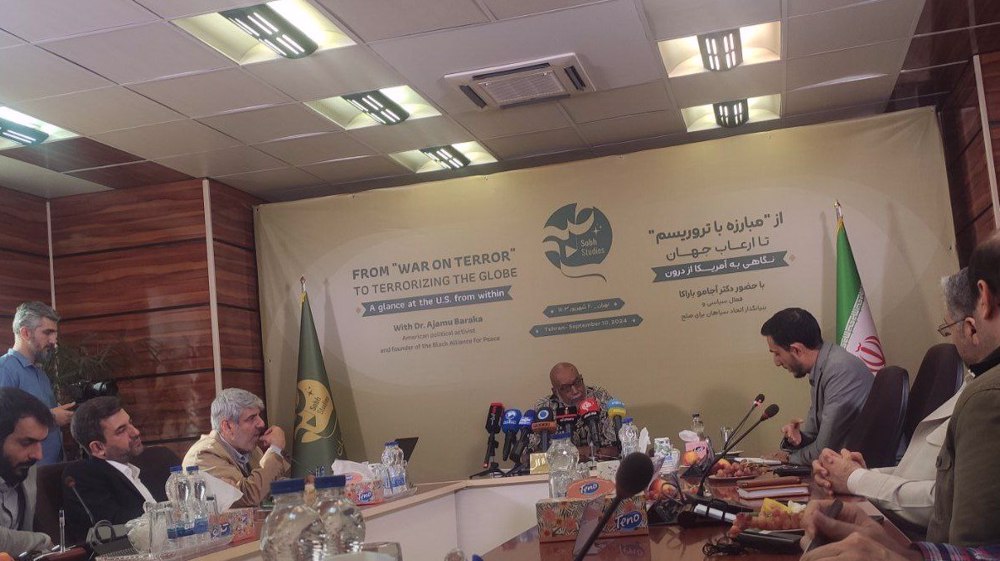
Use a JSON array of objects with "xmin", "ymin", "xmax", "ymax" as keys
[
  {"xmin": 527, "ymin": 362, "xmax": 619, "ymax": 461},
  {"xmin": 811, "ymin": 268, "xmax": 976, "ymax": 533}
]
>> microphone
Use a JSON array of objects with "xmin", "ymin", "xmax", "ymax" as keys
[
  {"xmin": 555, "ymin": 405, "xmax": 578, "ymax": 434},
  {"xmin": 501, "ymin": 408, "xmax": 522, "ymax": 462},
  {"xmin": 482, "ymin": 402, "xmax": 504, "ymax": 468},
  {"xmin": 572, "ymin": 453, "xmax": 653, "ymax": 561},
  {"xmin": 510, "ymin": 409, "xmax": 535, "ymax": 462},
  {"xmin": 579, "ymin": 397, "xmax": 601, "ymax": 439},
  {"xmin": 607, "ymin": 399, "xmax": 626, "ymax": 437},
  {"xmin": 696, "ymin": 404, "xmax": 780, "ymax": 496},
  {"xmin": 729, "ymin": 393, "xmax": 765, "ymax": 445},
  {"xmin": 65, "ymin": 477, "xmax": 97, "ymax": 527},
  {"xmin": 532, "ymin": 407, "xmax": 557, "ymax": 452}
]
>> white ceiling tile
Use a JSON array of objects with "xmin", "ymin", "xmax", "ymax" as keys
[
  {"xmin": 642, "ymin": 0, "xmax": 781, "ymax": 40},
  {"xmin": 781, "ymin": 101, "xmax": 886, "ymax": 128},
  {"xmin": 786, "ymin": 40, "xmax": 907, "ymax": 90},
  {"xmin": 41, "ymin": 23, "xmax": 234, "ymax": 85},
  {"xmin": 132, "ymin": 0, "xmax": 260, "ymax": 18},
  {"xmin": 785, "ymin": 75, "xmax": 896, "ymax": 114},
  {"xmin": 669, "ymin": 61, "xmax": 784, "ymax": 108},
  {"xmin": 316, "ymin": 0, "xmax": 489, "ymax": 42},
  {"xmin": 787, "ymin": 0, "xmax": 874, "ymax": 17},
  {"xmin": 787, "ymin": 0, "xmax": 922, "ymax": 59},
  {"xmin": 480, "ymin": 0, "xmax": 602, "ymax": 20},
  {"xmin": 0, "ymin": 0, "xmax": 158, "ymax": 42},
  {"xmin": 0, "ymin": 154, "xmax": 110, "ymax": 198},
  {"xmin": 0, "ymin": 28, "xmax": 25, "ymax": 48},
  {"xmin": 371, "ymin": 0, "xmax": 663, "ymax": 114},
  {"xmin": 346, "ymin": 116, "xmax": 470, "ymax": 153},
  {"xmin": 8, "ymin": 86, "xmax": 185, "ymax": 135},
  {"xmin": 254, "ymin": 132, "xmax": 375, "ymax": 165},
  {"xmin": 0, "ymin": 44, "xmax": 110, "ymax": 102},
  {"xmin": 199, "ymin": 104, "xmax": 341, "ymax": 144},
  {"xmin": 214, "ymin": 166, "xmax": 324, "ymax": 196},
  {"xmin": 245, "ymin": 47, "xmax": 403, "ymax": 101},
  {"xmin": 482, "ymin": 128, "xmax": 586, "ymax": 159},
  {"xmin": 576, "ymin": 110, "xmax": 686, "ymax": 146},
  {"xmin": 453, "ymin": 103, "xmax": 571, "ymax": 139},
  {"xmin": 560, "ymin": 81, "xmax": 673, "ymax": 124},
  {"xmin": 128, "ymin": 68, "xmax": 293, "ymax": 118},
  {"xmin": 93, "ymin": 119, "xmax": 241, "ymax": 159},
  {"xmin": 301, "ymin": 156, "xmax": 410, "ymax": 184},
  {"xmin": 154, "ymin": 145, "xmax": 287, "ymax": 177}
]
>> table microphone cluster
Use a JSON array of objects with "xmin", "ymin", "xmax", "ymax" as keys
[{"xmin": 472, "ymin": 402, "xmax": 549, "ymax": 478}]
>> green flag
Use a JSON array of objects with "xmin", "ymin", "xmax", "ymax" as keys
[
  {"xmin": 292, "ymin": 291, "xmax": 345, "ymax": 477},
  {"xmin": 835, "ymin": 203, "xmax": 885, "ymax": 374}
]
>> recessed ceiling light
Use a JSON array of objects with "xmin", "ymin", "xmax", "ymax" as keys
[
  {"xmin": 220, "ymin": 4, "xmax": 316, "ymax": 59},
  {"xmin": 698, "ymin": 29, "xmax": 742, "ymax": 72},
  {"xmin": 713, "ymin": 99, "xmax": 749, "ymax": 128},
  {"xmin": 342, "ymin": 90, "xmax": 409, "ymax": 125},
  {"xmin": 420, "ymin": 145, "xmax": 470, "ymax": 170},
  {"xmin": 0, "ymin": 118, "xmax": 48, "ymax": 146}
]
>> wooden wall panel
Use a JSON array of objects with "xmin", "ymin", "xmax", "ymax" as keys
[
  {"xmin": 58, "ymin": 307, "xmax": 215, "ymax": 378},
  {"xmin": 218, "ymin": 305, "xmax": 264, "ymax": 372},
  {"xmin": 119, "ymin": 372, "xmax": 215, "ymax": 441},
  {"xmin": 948, "ymin": 132, "xmax": 993, "ymax": 228},
  {"xmin": 50, "ymin": 180, "xmax": 205, "ymax": 256},
  {"xmin": 54, "ymin": 241, "xmax": 210, "ymax": 318},
  {"xmin": 210, "ymin": 181, "xmax": 261, "ymax": 250},
  {"xmin": 221, "ymin": 370, "xmax": 266, "ymax": 401},
  {"xmin": 0, "ymin": 185, "xmax": 48, "ymax": 256},
  {"xmin": 148, "ymin": 439, "xmax": 197, "ymax": 461},
  {"xmin": 957, "ymin": 208, "xmax": 995, "ymax": 266},
  {"xmin": 214, "ymin": 242, "xmax": 258, "ymax": 310},
  {"xmin": 940, "ymin": 62, "xmax": 981, "ymax": 166},
  {"xmin": 0, "ymin": 249, "xmax": 50, "ymax": 314}
]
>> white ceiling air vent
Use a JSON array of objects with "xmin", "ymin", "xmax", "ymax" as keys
[{"xmin": 445, "ymin": 53, "xmax": 595, "ymax": 109}]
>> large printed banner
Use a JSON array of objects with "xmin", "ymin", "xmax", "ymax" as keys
[{"xmin": 257, "ymin": 109, "xmax": 957, "ymax": 482}]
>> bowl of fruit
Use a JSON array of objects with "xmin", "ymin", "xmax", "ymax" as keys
[
  {"xmin": 708, "ymin": 459, "xmax": 766, "ymax": 480},
  {"xmin": 727, "ymin": 499, "xmax": 806, "ymax": 538}
]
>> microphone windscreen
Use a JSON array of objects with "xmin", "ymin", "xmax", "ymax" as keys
[
  {"xmin": 519, "ymin": 409, "xmax": 536, "ymax": 427},
  {"xmin": 607, "ymin": 399, "xmax": 626, "ymax": 418},
  {"xmin": 579, "ymin": 397, "xmax": 601, "ymax": 417},
  {"xmin": 502, "ymin": 409, "xmax": 522, "ymax": 432},
  {"xmin": 754, "ymin": 393, "xmax": 765, "ymax": 404},
  {"xmin": 762, "ymin": 404, "xmax": 780, "ymax": 420},
  {"xmin": 615, "ymin": 452, "xmax": 654, "ymax": 497}
]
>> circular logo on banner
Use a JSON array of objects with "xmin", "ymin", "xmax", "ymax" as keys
[
  {"xmin": 295, "ymin": 379, "xmax": 336, "ymax": 443},
  {"xmin": 542, "ymin": 203, "xmax": 613, "ymax": 280}
]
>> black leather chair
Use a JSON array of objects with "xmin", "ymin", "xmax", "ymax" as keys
[
  {"xmin": 843, "ymin": 366, "xmax": 909, "ymax": 469},
  {"xmin": 902, "ymin": 344, "xmax": 964, "ymax": 448},
  {"xmin": 33, "ymin": 461, "xmax": 74, "ymax": 543},
  {"xmin": 131, "ymin": 445, "xmax": 182, "ymax": 500}
]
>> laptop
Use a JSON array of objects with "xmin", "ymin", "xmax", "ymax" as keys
[{"xmin": 395, "ymin": 437, "xmax": 419, "ymax": 462}]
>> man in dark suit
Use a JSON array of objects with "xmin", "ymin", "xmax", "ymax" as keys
[{"xmin": 63, "ymin": 396, "xmax": 166, "ymax": 544}]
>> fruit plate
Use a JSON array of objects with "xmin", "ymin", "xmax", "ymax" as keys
[{"xmin": 708, "ymin": 473, "xmax": 760, "ymax": 481}]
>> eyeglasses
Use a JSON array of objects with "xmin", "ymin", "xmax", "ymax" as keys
[
  {"xmin": 937, "ymin": 318, "xmax": 963, "ymax": 337},
  {"xmin": 556, "ymin": 376, "xmax": 585, "ymax": 394}
]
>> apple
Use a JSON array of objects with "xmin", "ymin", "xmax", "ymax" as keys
[
  {"xmin": 682, "ymin": 450, "xmax": 700, "ymax": 466},
  {"xmin": 710, "ymin": 459, "xmax": 732, "ymax": 475}
]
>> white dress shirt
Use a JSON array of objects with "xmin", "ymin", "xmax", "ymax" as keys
[{"xmin": 107, "ymin": 460, "xmax": 157, "ymax": 504}]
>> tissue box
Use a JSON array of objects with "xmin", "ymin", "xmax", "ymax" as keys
[
  {"xmin": 536, "ymin": 494, "xmax": 648, "ymax": 542},
  {"xmin": 223, "ymin": 508, "xmax": 256, "ymax": 545},
  {"xmin": 346, "ymin": 478, "xmax": 384, "ymax": 505}
]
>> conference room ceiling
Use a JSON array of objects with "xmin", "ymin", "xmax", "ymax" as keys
[{"xmin": 0, "ymin": 0, "xmax": 996, "ymax": 201}]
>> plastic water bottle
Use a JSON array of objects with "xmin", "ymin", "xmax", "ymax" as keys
[
  {"xmin": 205, "ymin": 495, "xmax": 231, "ymax": 538},
  {"xmin": 307, "ymin": 475, "xmax": 365, "ymax": 555},
  {"xmin": 164, "ymin": 466, "xmax": 196, "ymax": 546},
  {"xmin": 691, "ymin": 413, "xmax": 706, "ymax": 440},
  {"xmin": 381, "ymin": 441, "xmax": 407, "ymax": 497},
  {"xmin": 165, "ymin": 465, "xmax": 186, "ymax": 502},
  {"xmin": 261, "ymin": 479, "xmax": 321, "ymax": 561},
  {"xmin": 618, "ymin": 417, "xmax": 639, "ymax": 458},
  {"xmin": 186, "ymin": 466, "xmax": 210, "ymax": 541},
  {"xmin": 546, "ymin": 432, "xmax": 579, "ymax": 498}
]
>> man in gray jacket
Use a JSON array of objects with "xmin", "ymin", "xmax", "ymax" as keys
[
  {"xmin": 760, "ymin": 307, "xmax": 873, "ymax": 465},
  {"xmin": 0, "ymin": 387, "xmax": 53, "ymax": 554}
]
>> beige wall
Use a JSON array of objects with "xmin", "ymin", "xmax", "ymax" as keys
[{"xmin": 256, "ymin": 108, "xmax": 957, "ymax": 482}]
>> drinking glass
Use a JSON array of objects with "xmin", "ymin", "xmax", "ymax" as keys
[
  {"xmin": 360, "ymin": 541, "xmax": 403, "ymax": 560},
  {"xmin": 720, "ymin": 426, "xmax": 734, "ymax": 448}
]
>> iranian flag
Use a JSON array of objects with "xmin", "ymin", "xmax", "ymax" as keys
[{"xmin": 835, "ymin": 203, "xmax": 885, "ymax": 374}]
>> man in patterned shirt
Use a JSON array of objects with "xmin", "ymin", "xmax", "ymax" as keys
[{"xmin": 524, "ymin": 362, "xmax": 619, "ymax": 462}]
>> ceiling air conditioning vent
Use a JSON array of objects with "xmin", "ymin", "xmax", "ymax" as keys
[{"xmin": 445, "ymin": 53, "xmax": 595, "ymax": 109}]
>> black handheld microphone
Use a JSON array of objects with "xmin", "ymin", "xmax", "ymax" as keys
[
  {"xmin": 483, "ymin": 402, "xmax": 504, "ymax": 468},
  {"xmin": 729, "ymin": 393, "xmax": 765, "ymax": 445},
  {"xmin": 532, "ymin": 407, "xmax": 556, "ymax": 452},
  {"xmin": 556, "ymin": 405, "xmax": 578, "ymax": 434},
  {"xmin": 500, "ymin": 408, "xmax": 522, "ymax": 462},
  {"xmin": 572, "ymin": 452, "xmax": 654, "ymax": 561},
  {"xmin": 510, "ymin": 409, "xmax": 535, "ymax": 462},
  {"xmin": 696, "ymin": 404, "xmax": 779, "ymax": 496}
]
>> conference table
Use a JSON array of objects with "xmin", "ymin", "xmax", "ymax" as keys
[{"xmin": 193, "ymin": 473, "xmax": 909, "ymax": 561}]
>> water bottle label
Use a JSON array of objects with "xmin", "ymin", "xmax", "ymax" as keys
[{"xmin": 390, "ymin": 474, "xmax": 406, "ymax": 488}]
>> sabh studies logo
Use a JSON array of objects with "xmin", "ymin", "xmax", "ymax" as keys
[{"xmin": 543, "ymin": 203, "xmax": 613, "ymax": 281}]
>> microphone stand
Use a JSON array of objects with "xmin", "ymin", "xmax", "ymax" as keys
[
  {"xmin": 696, "ymin": 415, "xmax": 770, "ymax": 497},
  {"xmin": 728, "ymin": 401, "xmax": 761, "ymax": 449},
  {"xmin": 470, "ymin": 433, "xmax": 506, "ymax": 478}
]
